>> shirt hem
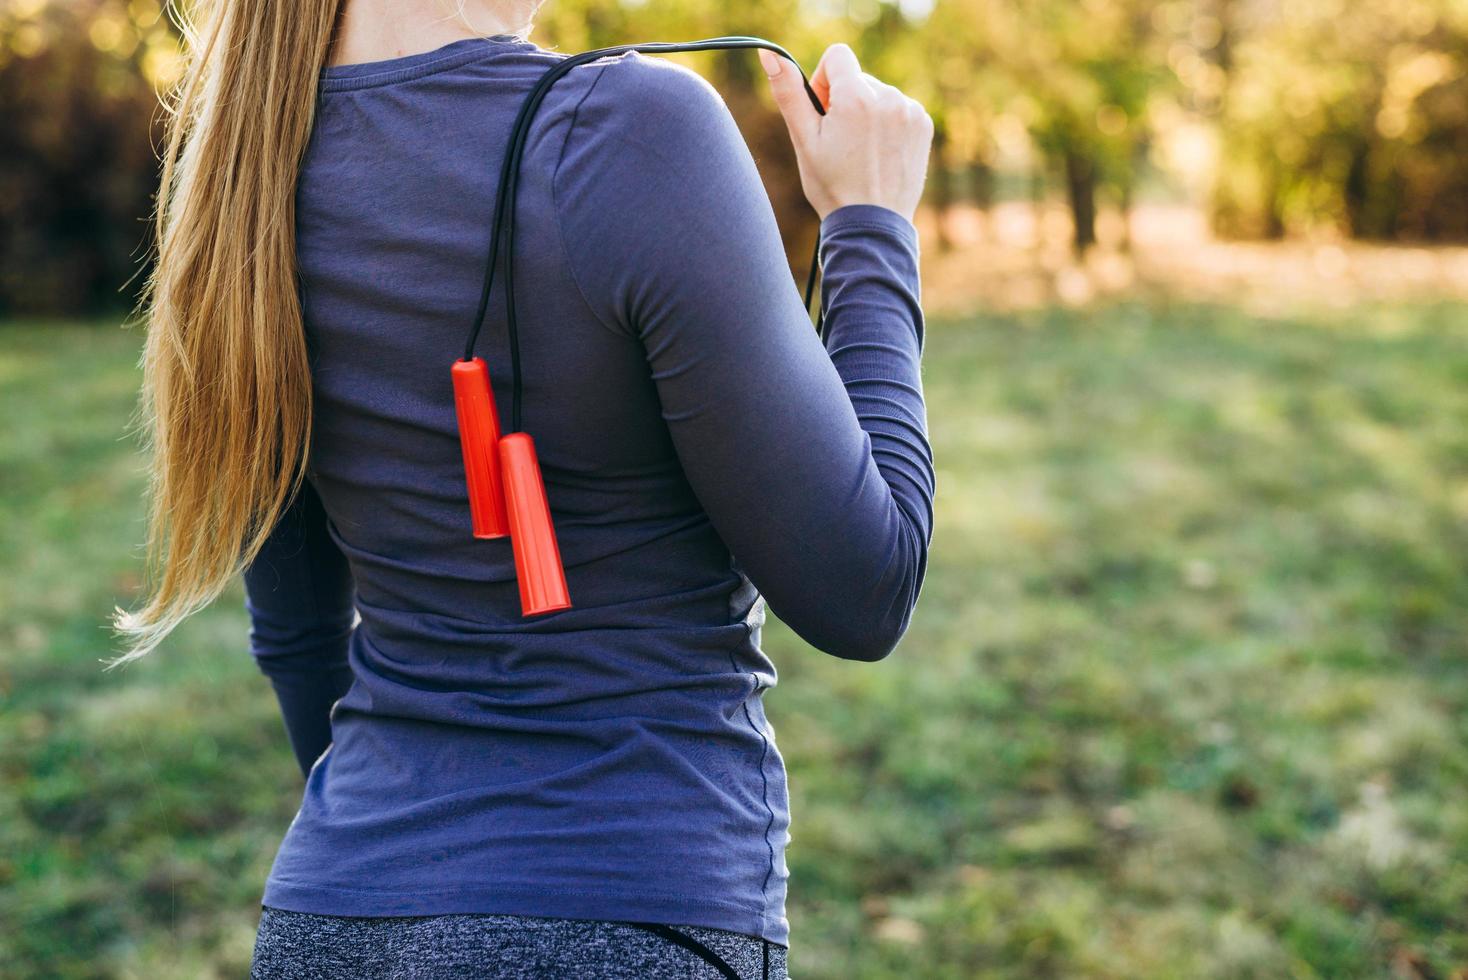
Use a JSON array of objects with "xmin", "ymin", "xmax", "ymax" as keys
[{"xmin": 260, "ymin": 877, "xmax": 790, "ymax": 947}]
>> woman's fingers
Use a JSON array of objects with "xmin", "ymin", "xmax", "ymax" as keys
[
  {"xmin": 768, "ymin": 43, "xmax": 934, "ymax": 222},
  {"xmin": 758, "ymin": 48, "xmax": 819, "ymax": 147},
  {"xmin": 812, "ymin": 43, "xmax": 867, "ymax": 108}
]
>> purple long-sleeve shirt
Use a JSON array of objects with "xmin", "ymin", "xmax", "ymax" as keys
[{"xmin": 243, "ymin": 34, "xmax": 933, "ymax": 946}]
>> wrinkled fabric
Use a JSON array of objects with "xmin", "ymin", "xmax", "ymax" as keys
[{"xmin": 243, "ymin": 34, "xmax": 932, "ymax": 947}]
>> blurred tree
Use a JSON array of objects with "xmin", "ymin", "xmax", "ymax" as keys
[
  {"xmin": 1208, "ymin": 0, "xmax": 1468, "ymax": 240},
  {"xmin": 857, "ymin": 0, "xmax": 991, "ymax": 253},
  {"xmin": 1006, "ymin": 0, "xmax": 1173, "ymax": 253},
  {"xmin": 884, "ymin": 0, "xmax": 1176, "ymax": 254},
  {"xmin": 7, "ymin": 0, "xmax": 1468, "ymax": 318},
  {"xmin": 0, "ymin": 0, "xmax": 177, "ymax": 317}
]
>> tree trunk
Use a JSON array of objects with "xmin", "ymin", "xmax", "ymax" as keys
[
  {"xmin": 1118, "ymin": 138, "xmax": 1147, "ymax": 253},
  {"xmin": 1029, "ymin": 168, "xmax": 1047, "ymax": 252},
  {"xmin": 971, "ymin": 160, "xmax": 994, "ymax": 210},
  {"xmin": 1064, "ymin": 149, "xmax": 1098, "ymax": 254},
  {"xmin": 970, "ymin": 160, "xmax": 994, "ymax": 243},
  {"xmin": 1344, "ymin": 140, "xmax": 1370, "ymax": 238},
  {"xmin": 1118, "ymin": 177, "xmax": 1134, "ymax": 253},
  {"xmin": 930, "ymin": 124, "xmax": 954, "ymax": 253},
  {"xmin": 1264, "ymin": 167, "xmax": 1285, "ymax": 239}
]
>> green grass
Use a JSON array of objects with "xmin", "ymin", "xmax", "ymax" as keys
[{"xmin": 3, "ymin": 305, "xmax": 1468, "ymax": 978}]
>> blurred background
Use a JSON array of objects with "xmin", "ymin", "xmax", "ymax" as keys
[{"xmin": 2, "ymin": 0, "xmax": 1467, "ymax": 977}]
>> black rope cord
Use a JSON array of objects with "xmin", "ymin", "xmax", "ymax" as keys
[
  {"xmin": 457, "ymin": 50, "xmax": 818, "ymax": 960},
  {"xmin": 620, "ymin": 922, "xmax": 747, "ymax": 980},
  {"xmin": 462, "ymin": 37, "xmax": 829, "ymax": 434}
]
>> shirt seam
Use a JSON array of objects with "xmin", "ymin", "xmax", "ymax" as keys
[
  {"xmin": 728, "ymin": 579, "xmax": 779, "ymax": 925},
  {"xmin": 549, "ymin": 62, "xmax": 638, "ymax": 342},
  {"xmin": 736, "ymin": 664, "xmax": 779, "ymax": 913}
]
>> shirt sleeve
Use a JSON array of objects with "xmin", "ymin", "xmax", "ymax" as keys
[
  {"xmin": 243, "ymin": 478, "xmax": 357, "ymax": 775},
  {"xmin": 551, "ymin": 56, "xmax": 935, "ymax": 662}
]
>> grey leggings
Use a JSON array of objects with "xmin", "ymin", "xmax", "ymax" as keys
[{"xmin": 250, "ymin": 906, "xmax": 790, "ymax": 979}]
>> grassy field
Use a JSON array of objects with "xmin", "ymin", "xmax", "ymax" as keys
[{"xmin": 3, "ymin": 304, "xmax": 1467, "ymax": 978}]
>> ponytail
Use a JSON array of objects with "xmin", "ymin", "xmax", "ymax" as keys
[{"xmin": 112, "ymin": 0, "xmax": 343, "ymax": 664}]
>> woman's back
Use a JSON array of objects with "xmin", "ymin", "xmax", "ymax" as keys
[{"xmin": 244, "ymin": 33, "xmax": 932, "ymax": 947}]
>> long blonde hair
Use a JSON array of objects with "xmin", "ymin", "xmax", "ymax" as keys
[{"xmin": 111, "ymin": 0, "xmax": 343, "ymax": 665}]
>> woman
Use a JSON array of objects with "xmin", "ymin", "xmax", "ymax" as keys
[{"xmin": 118, "ymin": 0, "xmax": 934, "ymax": 975}]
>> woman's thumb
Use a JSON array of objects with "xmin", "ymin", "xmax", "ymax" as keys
[{"xmin": 759, "ymin": 49, "xmax": 817, "ymax": 145}]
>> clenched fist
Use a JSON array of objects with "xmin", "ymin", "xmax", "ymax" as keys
[{"xmin": 759, "ymin": 43, "xmax": 934, "ymax": 223}]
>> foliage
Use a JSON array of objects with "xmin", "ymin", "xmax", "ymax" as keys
[
  {"xmin": 5, "ymin": 0, "xmax": 1468, "ymax": 316},
  {"xmin": 1209, "ymin": 0, "xmax": 1468, "ymax": 240},
  {"xmin": 0, "ymin": 0, "xmax": 179, "ymax": 317},
  {"xmin": 905, "ymin": 0, "xmax": 1178, "ymax": 250},
  {"xmin": 4, "ymin": 304, "xmax": 1468, "ymax": 976}
]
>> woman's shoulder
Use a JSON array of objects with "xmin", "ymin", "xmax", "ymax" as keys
[{"xmin": 556, "ymin": 50, "xmax": 736, "ymax": 145}]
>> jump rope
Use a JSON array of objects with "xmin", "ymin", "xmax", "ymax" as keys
[{"xmin": 453, "ymin": 37, "xmax": 827, "ymax": 624}]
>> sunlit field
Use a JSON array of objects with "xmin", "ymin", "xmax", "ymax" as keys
[
  {"xmin": 916, "ymin": 203, "xmax": 1468, "ymax": 317},
  {"xmin": 4, "ymin": 296, "xmax": 1467, "ymax": 977}
]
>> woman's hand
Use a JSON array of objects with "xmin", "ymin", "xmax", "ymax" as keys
[{"xmin": 758, "ymin": 43, "xmax": 934, "ymax": 223}]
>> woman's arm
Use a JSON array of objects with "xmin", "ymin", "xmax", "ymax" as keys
[
  {"xmin": 243, "ymin": 479, "xmax": 356, "ymax": 775},
  {"xmin": 552, "ymin": 55, "xmax": 934, "ymax": 661}
]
